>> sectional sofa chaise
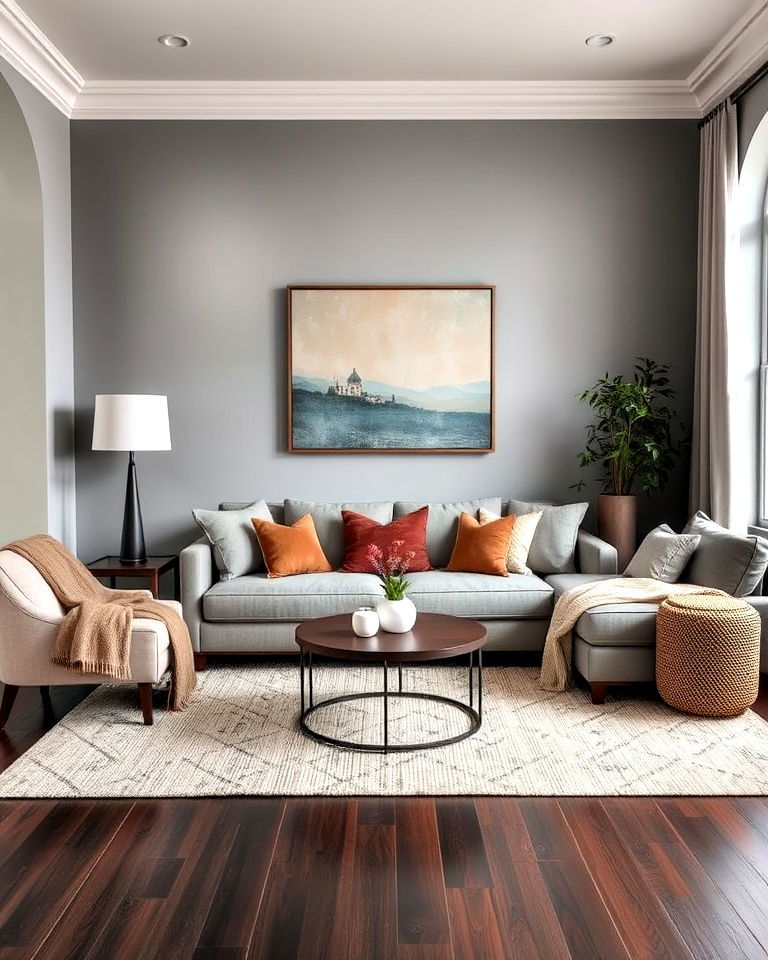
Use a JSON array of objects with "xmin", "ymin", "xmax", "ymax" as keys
[{"xmin": 181, "ymin": 498, "xmax": 768, "ymax": 703}]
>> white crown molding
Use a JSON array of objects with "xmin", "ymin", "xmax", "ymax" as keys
[
  {"xmin": 688, "ymin": 0, "xmax": 768, "ymax": 112},
  {"xmin": 71, "ymin": 80, "xmax": 698, "ymax": 120},
  {"xmin": 0, "ymin": 0, "xmax": 82, "ymax": 115},
  {"xmin": 1, "ymin": 0, "xmax": 766, "ymax": 120}
]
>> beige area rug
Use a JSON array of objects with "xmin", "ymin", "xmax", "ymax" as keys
[{"xmin": 1, "ymin": 664, "xmax": 767, "ymax": 798}]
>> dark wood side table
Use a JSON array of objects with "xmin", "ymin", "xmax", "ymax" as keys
[{"xmin": 86, "ymin": 555, "xmax": 180, "ymax": 600}]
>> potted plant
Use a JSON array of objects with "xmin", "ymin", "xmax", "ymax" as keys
[
  {"xmin": 368, "ymin": 540, "xmax": 418, "ymax": 633},
  {"xmin": 573, "ymin": 357, "xmax": 683, "ymax": 570}
]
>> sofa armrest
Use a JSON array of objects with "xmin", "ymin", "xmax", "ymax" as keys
[
  {"xmin": 577, "ymin": 530, "xmax": 618, "ymax": 575},
  {"xmin": 180, "ymin": 537, "xmax": 215, "ymax": 652},
  {"xmin": 746, "ymin": 596, "xmax": 768, "ymax": 674}
]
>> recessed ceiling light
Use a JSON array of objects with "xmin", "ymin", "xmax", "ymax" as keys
[
  {"xmin": 585, "ymin": 35, "xmax": 614, "ymax": 48},
  {"xmin": 158, "ymin": 34, "xmax": 189, "ymax": 48}
]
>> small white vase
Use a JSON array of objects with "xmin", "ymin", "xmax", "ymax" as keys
[
  {"xmin": 376, "ymin": 597, "xmax": 417, "ymax": 633},
  {"xmin": 352, "ymin": 607, "xmax": 379, "ymax": 638}
]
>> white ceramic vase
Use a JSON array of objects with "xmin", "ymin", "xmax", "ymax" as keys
[
  {"xmin": 352, "ymin": 607, "xmax": 379, "ymax": 637},
  {"xmin": 376, "ymin": 597, "xmax": 417, "ymax": 633}
]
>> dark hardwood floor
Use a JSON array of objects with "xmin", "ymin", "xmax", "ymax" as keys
[{"xmin": 1, "ymin": 680, "xmax": 768, "ymax": 959}]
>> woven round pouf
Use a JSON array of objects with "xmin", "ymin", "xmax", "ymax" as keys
[{"xmin": 656, "ymin": 593, "xmax": 760, "ymax": 717}]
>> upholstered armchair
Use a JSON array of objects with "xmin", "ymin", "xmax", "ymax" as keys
[{"xmin": 0, "ymin": 549, "xmax": 178, "ymax": 726}]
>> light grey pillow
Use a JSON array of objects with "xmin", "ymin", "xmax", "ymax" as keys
[
  {"xmin": 192, "ymin": 500, "xmax": 273, "ymax": 581},
  {"xmin": 394, "ymin": 498, "xmax": 503, "ymax": 568},
  {"xmin": 283, "ymin": 499, "xmax": 394, "ymax": 569},
  {"xmin": 506, "ymin": 499, "xmax": 589, "ymax": 574},
  {"xmin": 682, "ymin": 510, "xmax": 768, "ymax": 596},
  {"xmin": 624, "ymin": 524, "xmax": 700, "ymax": 582}
]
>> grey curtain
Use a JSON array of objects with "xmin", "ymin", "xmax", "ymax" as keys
[{"xmin": 690, "ymin": 100, "xmax": 738, "ymax": 527}]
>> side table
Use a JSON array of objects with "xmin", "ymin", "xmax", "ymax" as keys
[{"xmin": 86, "ymin": 555, "xmax": 180, "ymax": 600}]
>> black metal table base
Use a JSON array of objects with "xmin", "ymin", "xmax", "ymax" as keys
[{"xmin": 298, "ymin": 650, "xmax": 483, "ymax": 753}]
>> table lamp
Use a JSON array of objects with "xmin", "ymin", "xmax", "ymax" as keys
[{"xmin": 92, "ymin": 394, "xmax": 171, "ymax": 564}]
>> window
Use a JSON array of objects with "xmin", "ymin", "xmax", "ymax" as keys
[{"xmin": 759, "ymin": 180, "xmax": 768, "ymax": 522}]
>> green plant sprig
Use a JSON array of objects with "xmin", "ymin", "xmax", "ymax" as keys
[{"xmin": 379, "ymin": 574, "xmax": 411, "ymax": 601}]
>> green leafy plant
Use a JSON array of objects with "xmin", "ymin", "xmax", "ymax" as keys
[{"xmin": 573, "ymin": 357, "xmax": 683, "ymax": 496}]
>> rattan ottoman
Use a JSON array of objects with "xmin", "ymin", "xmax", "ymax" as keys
[{"xmin": 656, "ymin": 593, "xmax": 761, "ymax": 717}]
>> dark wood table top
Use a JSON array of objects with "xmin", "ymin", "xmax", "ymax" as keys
[
  {"xmin": 295, "ymin": 612, "xmax": 487, "ymax": 663},
  {"xmin": 86, "ymin": 556, "xmax": 177, "ymax": 574}
]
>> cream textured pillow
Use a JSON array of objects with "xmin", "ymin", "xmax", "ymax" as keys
[{"xmin": 478, "ymin": 507, "xmax": 542, "ymax": 575}]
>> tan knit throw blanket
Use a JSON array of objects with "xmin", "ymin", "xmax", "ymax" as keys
[
  {"xmin": 539, "ymin": 577, "xmax": 728, "ymax": 692},
  {"xmin": 4, "ymin": 534, "xmax": 196, "ymax": 710}
]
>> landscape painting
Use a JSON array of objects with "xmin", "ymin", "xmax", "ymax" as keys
[{"xmin": 288, "ymin": 286, "xmax": 494, "ymax": 452}]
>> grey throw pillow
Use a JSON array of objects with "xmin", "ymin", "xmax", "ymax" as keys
[
  {"xmin": 506, "ymin": 499, "xmax": 589, "ymax": 574},
  {"xmin": 682, "ymin": 510, "xmax": 768, "ymax": 596},
  {"xmin": 192, "ymin": 500, "xmax": 273, "ymax": 580},
  {"xmin": 283, "ymin": 499, "xmax": 394, "ymax": 568},
  {"xmin": 624, "ymin": 524, "xmax": 700, "ymax": 582},
  {"xmin": 394, "ymin": 498, "xmax": 503, "ymax": 568}
]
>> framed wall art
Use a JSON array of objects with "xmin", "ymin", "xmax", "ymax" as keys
[{"xmin": 287, "ymin": 285, "xmax": 494, "ymax": 453}]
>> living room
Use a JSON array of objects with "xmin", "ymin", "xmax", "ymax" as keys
[{"xmin": 2, "ymin": 0, "xmax": 768, "ymax": 957}]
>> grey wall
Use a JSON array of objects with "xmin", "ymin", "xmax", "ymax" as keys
[
  {"xmin": 0, "ymin": 59, "xmax": 75, "ymax": 549},
  {"xmin": 71, "ymin": 120, "xmax": 699, "ymax": 559},
  {"xmin": 0, "ymin": 71, "xmax": 46, "ymax": 543}
]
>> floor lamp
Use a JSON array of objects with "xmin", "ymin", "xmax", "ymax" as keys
[{"xmin": 92, "ymin": 394, "xmax": 172, "ymax": 564}]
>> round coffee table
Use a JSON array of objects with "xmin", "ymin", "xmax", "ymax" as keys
[{"xmin": 295, "ymin": 612, "xmax": 487, "ymax": 753}]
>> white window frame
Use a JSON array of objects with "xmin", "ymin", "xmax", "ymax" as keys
[{"xmin": 758, "ymin": 177, "xmax": 768, "ymax": 524}]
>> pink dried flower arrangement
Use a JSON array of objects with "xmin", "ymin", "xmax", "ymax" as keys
[{"xmin": 367, "ymin": 540, "xmax": 416, "ymax": 600}]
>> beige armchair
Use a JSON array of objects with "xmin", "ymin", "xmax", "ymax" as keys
[{"xmin": 0, "ymin": 549, "xmax": 178, "ymax": 726}]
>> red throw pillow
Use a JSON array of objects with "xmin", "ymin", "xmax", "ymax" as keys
[{"xmin": 340, "ymin": 507, "xmax": 432, "ymax": 573}]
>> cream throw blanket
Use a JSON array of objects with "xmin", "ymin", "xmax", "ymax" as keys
[
  {"xmin": 539, "ymin": 577, "xmax": 728, "ymax": 692},
  {"xmin": 4, "ymin": 534, "xmax": 196, "ymax": 710}
]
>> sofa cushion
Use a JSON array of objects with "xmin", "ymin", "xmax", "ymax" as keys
[
  {"xmin": 624, "ymin": 524, "xmax": 700, "ymax": 582},
  {"xmin": 406, "ymin": 570, "xmax": 553, "ymax": 618},
  {"xmin": 479, "ymin": 506, "xmax": 541, "ymax": 574},
  {"xmin": 506, "ymin": 500, "xmax": 588, "ymax": 574},
  {"xmin": 546, "ymin": 573, "xmax": 618, "ymax": 600},
  {"xmin": 192, "ymin": 500, "xmax": 273, "ymax": 580},
  {"xmin": 394, "ymin": 498, "xmax": 503, "ymax": 568},
  {"xmin": 204, "ymin": 572, "xmax": 382, "ymax": 621},
  {"xmin": 446, "ymin": 513, "xmax": 517, "ymax": 576},
  {"xmin": 340, "ymin": 507, "xmax": 431, "ymax": 573},
  {"xmin": 221, "ymin": 502, "xmax": 284, "ymax": 523},
  {"xmin": 682, "ymin": 510, "xmax": 768, "ymax": 597},
  {"xmin": 204, "ymin": 569, "xmax": 554, "ymax": 622},
  {"xmin": 546, "ymin": 573, "xmax": 656, "ymax": 645},
  {"xmin": 252, "ymin": 514, "xmax": 332, "ymax": 578},
  {"xmin": 283, "ymin": 500, "xmax": 394, "ymax": 568}
]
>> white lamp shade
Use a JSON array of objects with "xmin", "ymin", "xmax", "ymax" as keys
[{"xmin": 92, "ymin": 394, "xmax": 171, "ymax": 451}]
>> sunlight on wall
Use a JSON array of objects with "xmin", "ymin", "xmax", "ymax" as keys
[{"xmin": 0, "ymin": 72, "xmax": 47, "ymax": 542}]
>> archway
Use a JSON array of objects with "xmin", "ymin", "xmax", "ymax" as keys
[{"xmin": 0, "ymin": 71, "xmax": 46, "ymax": 542}]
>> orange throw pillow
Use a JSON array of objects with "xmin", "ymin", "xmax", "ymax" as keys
[
  {"xmin": 252, "ymin": 514, "xmax": 332, "ymax": 578},
  {"xmin": 446, "ymin": 512, "xmax": 517, "ymax": 576}
]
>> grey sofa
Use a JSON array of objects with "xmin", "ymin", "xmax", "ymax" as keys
[{"xmin": 180, "ymin": 500, "xmax": 768, "ymax": 704}]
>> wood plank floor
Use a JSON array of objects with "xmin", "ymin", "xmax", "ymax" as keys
[{"xmin": 0, "ymin": 681, "xmax": 767, "ymax": 959}]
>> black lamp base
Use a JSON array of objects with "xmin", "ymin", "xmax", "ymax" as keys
[{"xmin": 120, "ymin": 451, "xmax": 147, "ymax": 564}]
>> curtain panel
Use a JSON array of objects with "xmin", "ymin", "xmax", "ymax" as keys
[{"xmin": 690, "ymin": 101, "xmax": 739, "ymax": 528}]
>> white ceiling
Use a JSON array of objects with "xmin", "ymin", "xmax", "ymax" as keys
[
  {"xmin": 11, "ymin": 0, "xmax": 759, "ymax": 81},
  {"xmin": 1, "ymin": 0, "xmax": 768, "ymax": 118}
]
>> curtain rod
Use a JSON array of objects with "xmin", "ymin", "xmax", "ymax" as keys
[
  {"xmin": 698, "ymin": 101, "xmax": 726, "ymax": 130},
  {"xmin": 698, "ymin": 57, "xmax": 768, "ymax": 129},
  {"xmin": 730, "ymin": 58, "xmax": 768, "ymax": 103}
]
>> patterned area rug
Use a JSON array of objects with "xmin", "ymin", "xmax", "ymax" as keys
[{"xmin": 1, "ymin": 664, "xmax": 767, "ymax": 797}]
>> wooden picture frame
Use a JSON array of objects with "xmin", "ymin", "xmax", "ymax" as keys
[{"xmin": 287, "ymin": 284, "xmax": 495, "ymax": 454}]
